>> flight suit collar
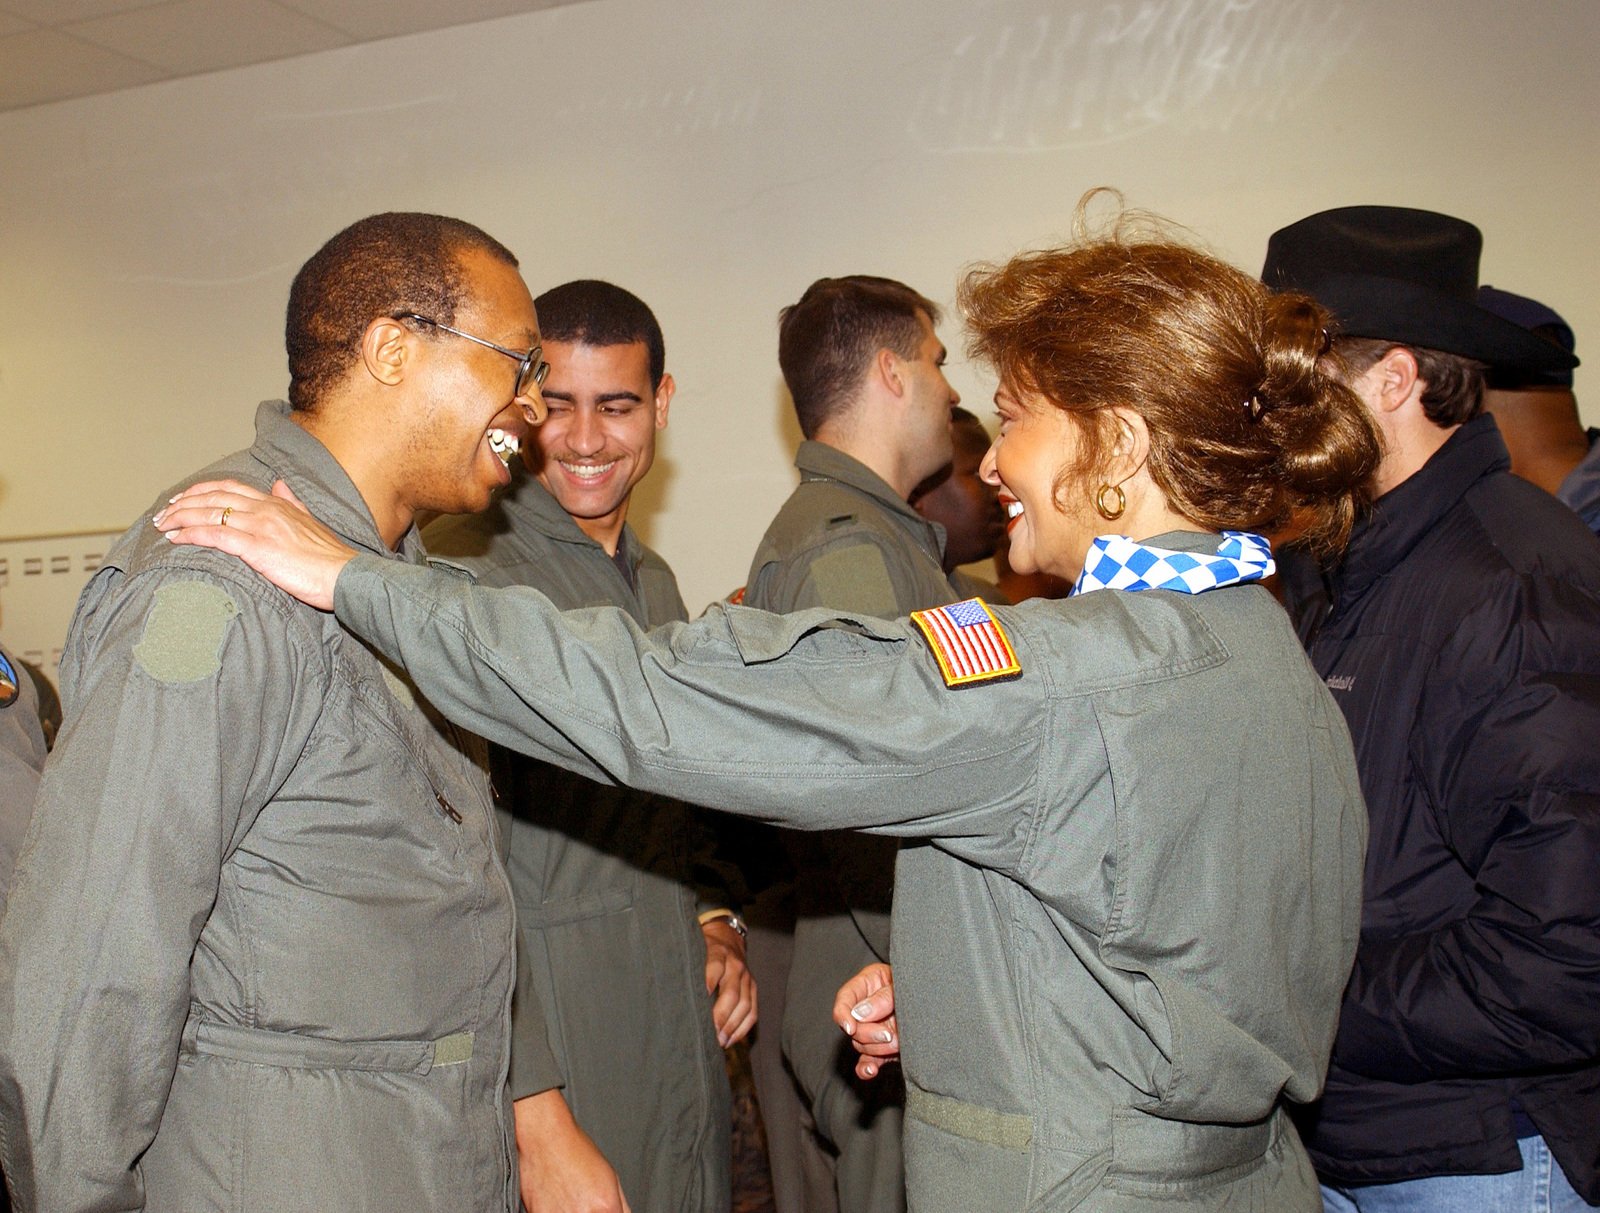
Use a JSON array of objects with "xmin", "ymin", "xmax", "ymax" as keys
[
  {"xmin": 248, "ymin": 399, "xmax": 426, "ymax": 566},
  {"xmin": 498, "ymin": 467, "xmax": 646, "ymax": 582},
  {"xmin": 793, "ymin": 440, "xmax": 948, "ymax": 561}
]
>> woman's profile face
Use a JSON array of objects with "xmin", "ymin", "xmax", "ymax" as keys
[{"xmin": 980, "ymin": 384, "xmax": 1101, "ymax": 582}]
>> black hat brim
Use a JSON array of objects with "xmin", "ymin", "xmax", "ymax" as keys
[{"xmin": 1308, "ymin": 273, "xmax": 1579, "ymax": 373}]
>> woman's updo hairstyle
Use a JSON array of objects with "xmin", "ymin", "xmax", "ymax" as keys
[{"xmin": 959, "ymin": 194, "xmax": 1382, "ymax": 554}]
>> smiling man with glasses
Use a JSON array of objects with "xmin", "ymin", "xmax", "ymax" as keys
[{"xmin": 0, "ymin": 212, "xmax": 554, "ymax": 1212}]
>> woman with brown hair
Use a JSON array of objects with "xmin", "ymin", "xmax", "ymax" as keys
[{"xmin": 158, "ymin": 212, "xmax": 1381, "ymax": 1211}]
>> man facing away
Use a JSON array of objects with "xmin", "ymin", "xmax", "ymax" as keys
[
  {"xmin": 740, "ymin": 276, "xmax": 962, "ymax": 1213},
  {"xmin": 424, "ymin": 280, "xmax": 752, "ymax": 1213},
  {"xmin": 0, "ymin": 213, "xmax": 548, "ymax": 1211},
  {"xmin": 1475, "ymin": 286, "xmax": 1599, "ymax": 534},
  {"xmin": 1265, "ymin": 206, "xmax": 1600, "ymax": 1212}
]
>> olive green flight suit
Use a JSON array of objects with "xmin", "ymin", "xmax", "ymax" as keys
[
  {"xmin": 743, "ymin": 442, "xmax": 964, "ymax": 1213},
  {"xmin": 0, "ymin": 401, "xmax": 520, "ymax": 1213},
  {"xmin": 426, "ymin": 472, "xmax": 734, "ymax": 1213},
  {"xmin": 329, "ymin": 529, "xmax": 1365, "ymax": 1212}
]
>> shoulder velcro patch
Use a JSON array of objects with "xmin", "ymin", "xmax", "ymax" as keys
[
  {"xmin": 132, "ymin": 581, "xmax": 240, "ymax": 683},
  {"xmin": 812, "ymin": 544, "xmax": 902, "ymax": 617},
  {"xmin": 809, "ymin": 543, "xmax": 898, "ymax": 616},
  {"xmin": 911, "ymin": 598, "xmax": 1022, "ymax": 688}
]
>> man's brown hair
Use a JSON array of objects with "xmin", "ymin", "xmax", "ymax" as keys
[
  {"xmin": 778, "ymin": 276, "xmax": 942, "ymax": 439},
  {"xmin": 285, "ymin": 212, "xmax": 519, "ymax": 412},
  {"xmin": 1334, "ymin": 338, "xmax": 1485, "ymax": 428},
  {"xmin": 960, "ymin": 207, "xmax": 1382, "ymax": 554}
]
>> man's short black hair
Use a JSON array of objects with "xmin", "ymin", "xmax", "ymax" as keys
[
  {"xmin": 533, "ymin": 280, "xmax": 666, "ymax": 391},
  {"xmin": 285, "ymin": 212, "xmax": 519, "ymax": 412},
  {"xmin": 778, "ymin": 276, "xmax": 942, "ymax": 439}
]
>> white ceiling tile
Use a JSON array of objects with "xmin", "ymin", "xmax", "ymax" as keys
[
  {"xmin": 0, "ymin": 27, "xmax": 166, "ymax": 110},
  {"xmin": 274, "ymin": 0, "xmax": 573, "ymax": 41},
  {"xmin": 66, "ymin": 0, "xmax": 350, "ymax": 75},
  {"xmin": 0, "ymin": 0, "xmax": 171, "ymax": 24}
]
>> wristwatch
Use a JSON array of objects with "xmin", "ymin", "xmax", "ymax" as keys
[{"xmin": 697, "ymin": 908, "xmax": 749, "ymax": 940}]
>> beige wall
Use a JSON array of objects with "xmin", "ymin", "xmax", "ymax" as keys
[{"xmin": 1, "ymin": 0, "xmax": 1595, "ymax": 613}]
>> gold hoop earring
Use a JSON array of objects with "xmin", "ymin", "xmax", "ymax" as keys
[{"xmin": 1095, "ymin": 483, "xmax": 1126, "ymax": 521}]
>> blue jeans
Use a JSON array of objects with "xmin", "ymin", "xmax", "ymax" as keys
[{"xmin": 1322, "ymin": 1136, "xmax": 1595, "ymax": 1212}]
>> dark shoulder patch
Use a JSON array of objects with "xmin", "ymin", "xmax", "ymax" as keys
[
  {"xmin": 0, "ymin": 648, "xmax": 17, "ymax": 708},
  {"xmin": 827, "ymin": 514, "xmax": 857, "ymax": 528}
]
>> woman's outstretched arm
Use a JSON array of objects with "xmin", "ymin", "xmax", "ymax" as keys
[{"xmin": 159, "ymin": 480, "xmax": 1047, "ymax": 860}]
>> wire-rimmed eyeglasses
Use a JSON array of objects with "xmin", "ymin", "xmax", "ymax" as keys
[{"xmin": 396, "ymin": 312, "xmax": 550, "ymax": 401}]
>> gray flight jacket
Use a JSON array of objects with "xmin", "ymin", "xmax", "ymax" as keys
[
  {"xmin": 425, "ymin": 472, "xmax": 734, "ymax": 1213},
  {"xmin": 329, "ymin": 529, "xmax": 1366, "ymax": 1212},
  {"xmin": 0, "ymin": 401, "xmax": 519, "ymax": 1213}
]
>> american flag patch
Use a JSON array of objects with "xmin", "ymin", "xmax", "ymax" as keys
[{"xmin": 911, "ymin": 598, "xmax": 1022, "ymax": 688}]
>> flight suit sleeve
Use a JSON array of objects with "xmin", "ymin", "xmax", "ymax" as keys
[
  {"xmin": 509, "ymin": 925, "xmax": 565, "ymax": 1100},
  {"xmin": 332, "ymin": 555, "xmax": 1043, "ymax": 871},
  {"xmin": 0, "ymin": 564, "xmax": 324, "ymax": 1212}
]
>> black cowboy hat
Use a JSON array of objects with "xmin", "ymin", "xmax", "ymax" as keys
[{"xmin": 1261, "ymin": 206, "xmax": 1579, "ymax": 374}]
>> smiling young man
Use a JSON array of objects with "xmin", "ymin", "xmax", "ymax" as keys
[
  {"xmin": 0, "ymin": 213, "xmax": 548, "ymax": 1212},
  {"xmin": 423, "ymin": 280, "xmax": 750, "ymax": 1213}
]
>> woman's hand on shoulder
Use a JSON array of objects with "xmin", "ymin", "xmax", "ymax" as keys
[{"xmin": 155, "ymin": 479, "xmax": 355, "ymax": 611}]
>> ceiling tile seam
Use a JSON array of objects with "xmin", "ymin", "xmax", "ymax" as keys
[
  {"xmin": 265, "ymin": 0, "xmax": 360, "ymax": 40},
  {"xmin": 51, "ymin": 22, "xmax": 173, "ymax": 78},
  {"xmin": 260, "ymin": 0, "xmax": 360, "ymax": 43}
]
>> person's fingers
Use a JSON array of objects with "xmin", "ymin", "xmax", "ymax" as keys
[
  {"xmin": 153, "ymin": 489, "xmax": 264, "ymax": 531},
  {"xmin": 856, "ymin": 1053, "xmax": 898, "ymax": 1081},
  {"xmin": 711, "ymin": 969, "xmax": 747, "ymax": 1044},
  {"xmin": 850, "ymin": 1031, "xmax": 899, "ymax": 1058},
  {"xmin": 833, "ymin": 962, "xmax": 892, "ymax": 1035},
  {"xmin": 171, "ymin": 478, "xmax": 271, "ymax": 503},
  {"xmin": 837, "ymin": 985, "xmax": 895, "ymax": 1041},
  {"xmin": 618, "ymin": 1187, "xmax": 632, "ymax": 1213},
  {"xmin": 161, "ymin": 523, "xmax": 256, "ymax": 557},
  {"xmin": 721, "ymin": 977, "xmax": 758, "ymax": 1046},
  {"xmin": 704, "ymin": 951, "xmax": 725, "ymax": 996}
]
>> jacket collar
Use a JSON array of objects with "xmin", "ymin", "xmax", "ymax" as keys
[
  {"xmin": 794, "ymin": 440, "xmax": 947, "ymax": 558},
  {"xmin": 499, "ymin": 466, "xmax": 643, "ymax": 575},
  {"xmin": 1333, "ymin": 412, "xmax": 1510, "ymax": 609},
  {"xmin": 248, "ymin": 399, "xmax": 425, "ymax": 566}
]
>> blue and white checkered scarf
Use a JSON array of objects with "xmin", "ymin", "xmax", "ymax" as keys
[{"xmin": 1072, "ymin": 531, "xmax": 1275, "ymax": 597}]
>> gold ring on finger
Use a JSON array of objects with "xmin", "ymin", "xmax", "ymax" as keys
[{"xmin": 221, "ymin": 506, "xmax": 233, "ymax": 527}]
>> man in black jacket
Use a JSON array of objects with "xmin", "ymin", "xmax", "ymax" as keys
[{"xmin": 1267, "ymin": 207, "xmax": 1600, "ymax": 1211}]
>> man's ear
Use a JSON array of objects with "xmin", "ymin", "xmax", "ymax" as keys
[
  {"xmin": 360, "ymin": 317, "xmax": 412, "ymax": 387},
  {"xmin": 654, "ymin": 372, "xmax": 676, "ymax": 430},
  {"xmin": 874, "ymin": 347, "xmax": 908, "ymax": 401},
  {"xmin": 1373, "ymin": 347, "xmax": 1422, "ymax": 416}
]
